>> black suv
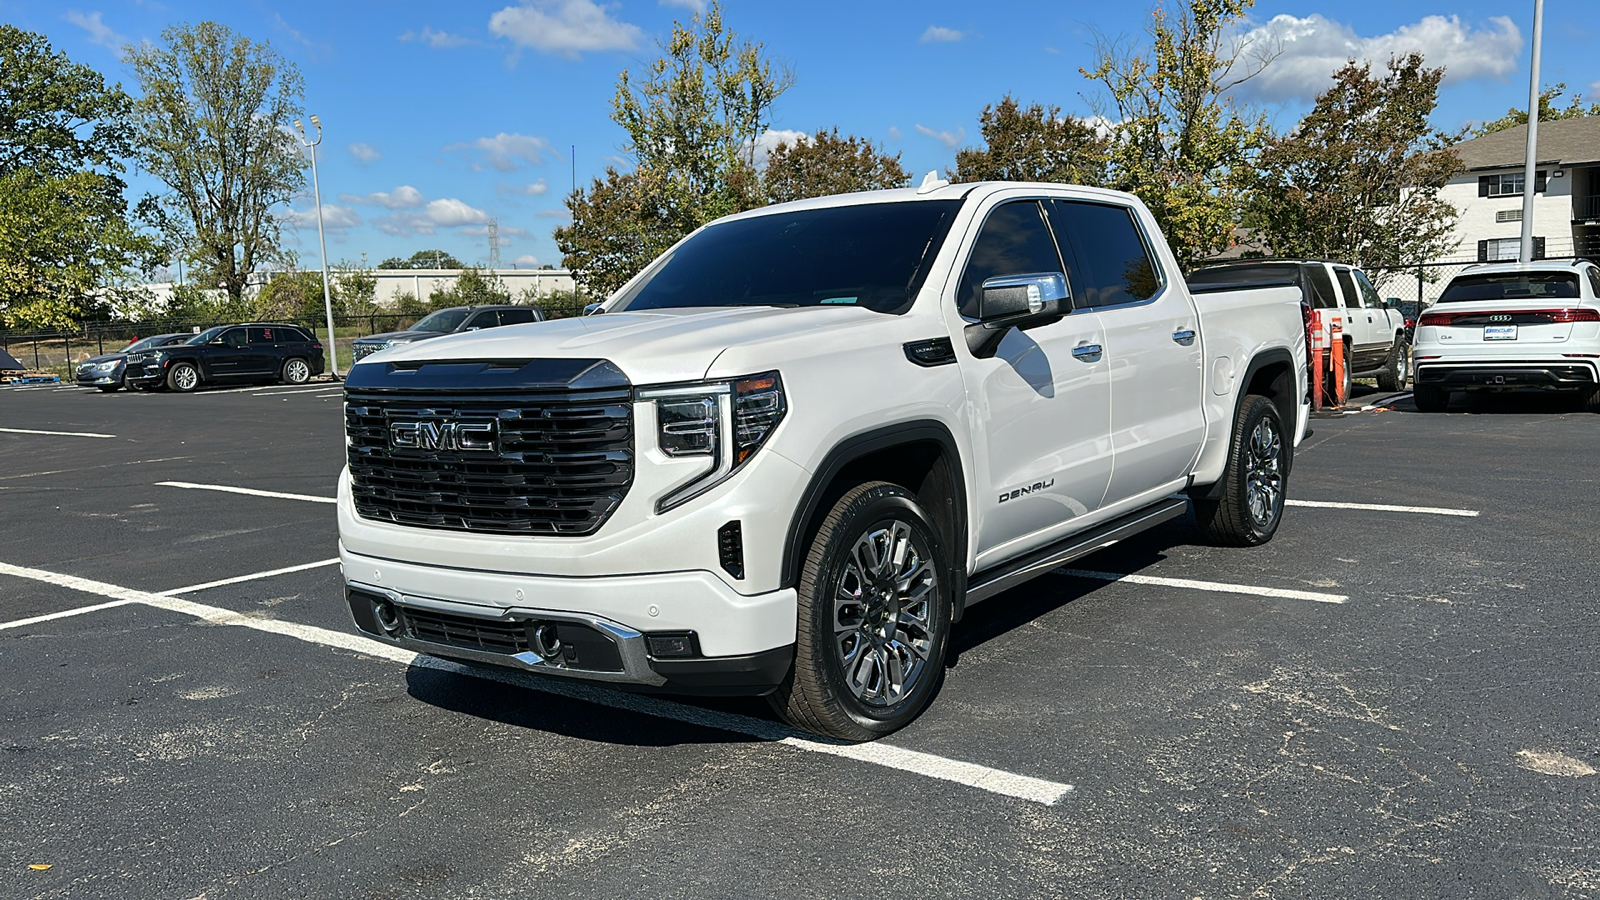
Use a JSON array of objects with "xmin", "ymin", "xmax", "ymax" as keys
[
  {"xmin": 124, "ymin": 323, "xmax": 326, "ymax": 392},
  {"xmin": 350, "ymin": 305, "xmax": 545, "ymax": 362}
]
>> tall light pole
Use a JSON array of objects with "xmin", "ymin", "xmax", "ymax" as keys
[
  {"xmin": 1519, "ymin": 0, "xmax": 1545, "ymax": 263},
  {"xmin": 293, "ymin": 114, "xmax": 341, "ymax": 379}
]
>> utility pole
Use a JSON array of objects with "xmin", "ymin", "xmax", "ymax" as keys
[
  {"xmin": 293, "ymin": 114, "xmax": 341, "ymax": 379},
  {"xmin": 1519, "ymin": 0, "xmax": 1544, "ymax": 263}
]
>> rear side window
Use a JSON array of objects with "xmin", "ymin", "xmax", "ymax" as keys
[
  {"xmin": 1047, "ymin": 200, "xmax": 1161, "ymax": 308},
  {"xmin": 1587, "ymin": 268, "xmax": 1600, "ymax": 297},
  {"xmin": 957, "ymin": 201, "xmax": 1065, "ymax": 318},
  {"xmin": 1438, "ymin": 272, "xmax": 1580, "ymax": 302},
  {"xmin": 247, "ymin": 327, "xmax": 277, "ymax": 345},
  {"xmin": 497, "ymin": 308, "xmax": 538, "ymax": 325},
  {"xmin": 1334, "ymin": 268, "xmax": 1361, "ymax": 308},
  {"xmin": 1305, "ymin": 266, "xmax": 1339, "ymax": 309}
]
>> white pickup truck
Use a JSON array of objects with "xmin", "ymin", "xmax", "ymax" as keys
[{"xmin": 337, "ymin": 181, "xmax": 1310, "ymax": 739}]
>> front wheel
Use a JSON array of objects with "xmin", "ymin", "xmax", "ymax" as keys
[
  {"xmin": 97, "ymin": 384, "xmax": 119, "ymax": 393},
  {"xmin": 1191, "ymin": 394, "xmax": 1288, "ymax": 547},
  {"xmin": 166, "ymin": 362, "xmax": 199, "ymax": 393},
  {"xmin": 769, "ymin": 482, "xmax": 952, "ymax": 741},
  {"xmin": 281, "ymin": 357, "xmax": 311, "ymax": 385},
  {"xmin": 1376, "ymin": 338, "xmax": 1409, "ymax": 392}
]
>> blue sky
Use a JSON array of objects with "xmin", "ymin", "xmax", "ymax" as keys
[{"xmin": 6, "ymin": 0, "xmax": 1595, "ymax": 273}]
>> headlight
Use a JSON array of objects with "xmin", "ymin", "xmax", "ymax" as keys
[
  {"xmin": 94, "ymin": 361, "xmax": 118, "ymax": 371},
  {"xmin": 638, "ymin": 371, "xmax": 786, "ymax": 511}
]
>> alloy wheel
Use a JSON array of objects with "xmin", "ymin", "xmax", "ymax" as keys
[
  {"xmin": 832, "ymin": 520, "xmax": 938, "ymax": 708},
  {"xmin": 1244, "ymin": 416, "xmax": 1283, "ymax": 528}
]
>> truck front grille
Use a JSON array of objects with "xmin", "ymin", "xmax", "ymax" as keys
[{"xmin": 345, "ymin": 378, "xmax": 633, "ymax": 536}]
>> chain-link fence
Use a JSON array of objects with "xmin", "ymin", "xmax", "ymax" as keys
[
  {"xmin": 1367, "ymin": 260, "xmax": 1477, "ymax": 307},
  {"xmin": 1, "ymin": 295, "xmax": 589, "ymax": 373}
]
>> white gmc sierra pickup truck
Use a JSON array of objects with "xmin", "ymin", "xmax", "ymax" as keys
[{"xmin": 337, "ymin": 181, "xmax": 1310, "ymax": 739}]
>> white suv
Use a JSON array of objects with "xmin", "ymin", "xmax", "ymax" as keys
[{"xmin": 1412, "ymin": 260, "xmax": 1600, "ymax": 412}]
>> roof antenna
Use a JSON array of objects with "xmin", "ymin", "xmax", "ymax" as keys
[{"xmin": 917, "ymin": 170, "xmax": 949, "ymax": 194}]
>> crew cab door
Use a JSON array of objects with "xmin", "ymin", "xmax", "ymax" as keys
[
  {"xmin": 952, "ymin": 199, "xmax": 1112, "ymax": 560},
  {"xmin": 1047, "ymin": 200, "xmax": 1205, "ymax": 505}
]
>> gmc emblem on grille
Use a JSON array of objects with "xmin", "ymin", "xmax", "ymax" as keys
[{"xmin": 389, "ymin": 419, "xmax": 499, "ymax": 453}]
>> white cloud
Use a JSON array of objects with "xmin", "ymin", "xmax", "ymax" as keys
[
  {"xmin": 340, "ymin": 185, "xmax": 425, "ymax": 209},
  {"xmin": 746, "ymin": 128, "xmax": 809, "ymax": 167},
  {"xmin": 921, "ymin": 26, "xmax": 963, "ymax": 44},
  {"xmin": 376, "ymin": 198, "xmax": 493, "ymax": 236},
  {"xmin": 283, "ymin": 204, "xmax": 362, "ymax": 233},
  {"xmin": 446, "ymin": 132, "xmax": 555, "ymax": 171},
  {"xmin": 272, "ymin": 13, "xmax": 325, "ymax": 56},
  {"xmin": 399, "ymin": 26, "xmax": 473, "ymax": 48},
  {"xmin": 499, "ymin": 179, "xmax": 550, "ymax": 196},
  {"xmin": 65, "ymin": 11, "xmax": 126, "ymax": 50},
  {"xmin": 660, "ymin": 0, "xmax": 706, "ymax": 13},
  {"xmin": 348, "ymin": 143, "xmax": 382, "ymax": 164},
  {"xmin": 1231, "ymin": 14, "xmax": 1523, "ymax": 103},
  {"xmin": 915, "ymin": 124, "xmax": 966, "ymax": 149},
  {"xmin": 887, "ymin": 126, "xmax": 903, "ymax": 141},
  {"xmin": 1591, "ymin": 81, "xmax": 1600, "ymax": 98},
  {"xmin": 513, "ymin": 253, "xmax": 542, "ymax": 266},
  {"xmin": 488, "ymin": 1, "xmax": 644, "ymax": 59}
]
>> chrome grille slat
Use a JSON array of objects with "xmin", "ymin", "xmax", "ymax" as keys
[{"xmin": 345, "ymin": 388, "xmax": 633, "ymax": 536}]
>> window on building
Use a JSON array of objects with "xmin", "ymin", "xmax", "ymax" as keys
[
  {"xmin": 1479, "ymin": 171, "xmax": 1547, "ymax": 197},
  {"xmin": 1477, "ymin": 236, "xmax": 1545, "ymax": 262}
]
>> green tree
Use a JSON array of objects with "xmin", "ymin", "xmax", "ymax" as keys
[
  {"xmin": 762, "ymin": 129, "xmax": 908, "ymax": 204},
  {"xmin": 1248, "ymin": 55, "xmax": 1463, "ymax": 268},
  {"xmin": 391, "ymin": 290, "xmax": 426, "ymax": 319},
  {"xmin": 334, "ymin": 262, "xmax": 378, "ymax": 316},
  {"xmin": 1083, "ymin": 0, "xmax": 1272, "ymax": 268},
  {"xmin": 0, "ymin": 26, "xmax": 162, "ymax": 329},
  {"xmin": 428, "ymin": 267, "xmax": 511, "ymax": 309},
  {"xmin": 377, "ymin": 249, "xmax": 464, "ymax": 269},
  {"xmin": 557, "ymin": 1, "xmax": 792, "ymax": 296},
  {"xmin": 1475, "ymin": 83, "xmax": 1600, "ymax": 136},
  {"xmin": 951, "ymin": 95, "xmax": 1109, "ymax": 185},
  {"xmin": 126, "ymin": 21, "xmax": 307, "ymax": 308},
  {"xmin": 252, "ymin": 271, "xmax": 327, "ymax": 321}
]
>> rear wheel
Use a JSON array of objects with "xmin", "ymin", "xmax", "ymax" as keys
[
  {"xmin": 1376, "ymin": 338, "xmax": 1409, "ymax": 392},
  {"xmin": 281, "ymin": 357, "xmax": 311, "ymax": 385},
  {"xmin": 1413, "ymin": 384, "xmax": 1447, "ymax": 412},
  {"xmin": 166, "ymin": 362, "xmax": 199, "ymax": 393},
  {"xmin": 1192, "ymin": 394, "xmax": 1288, "ymax": 547},
  {"xmin": 1583, "ymin": 385, "xmax": 1600, "ymax": 413},
  {"xmin": 769, "ymin": 481, "xmax": 952, "ymax": 741}
]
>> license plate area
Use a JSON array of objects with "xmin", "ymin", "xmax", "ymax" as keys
[{"xmin": 1483, "ymin": 324, "xmax": 1518, "ymax": 341}]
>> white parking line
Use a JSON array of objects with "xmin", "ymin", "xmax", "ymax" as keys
[
  {"xmin": 0, "ymin": 599, "xmax": 141, "ymax": 631},
  {"xmin": 1054, "ymin": 568, "xmax": 1348, "ymax": 604},
  {"xmin": 1286, "ymin": 499, "xmax": 1479, "ymax": 517},
  {"xmin": 0, "ymin": 427, "xmax": 115, "ymax": 438},
  {"xmin": 160, "ymin": 558, "xmax": 340, "ymax": 595},
  {"xmin": 0, "ymin": 559, "xmax": 1073, "ymax": 806},
  {"xmin": 245, "ymin": 385, "xmax": 336, "ymax": 396},
  {"xmin": 155, "ymin": 481, "xmax": 336, "ymax": 504}
]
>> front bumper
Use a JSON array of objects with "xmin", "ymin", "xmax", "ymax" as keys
[
  {"xmin": 340, "ymin": 545, "xmax": 797, "ymax": 694},
  {"xmin": 75, "ymin": 370, "xmax": 120, "ymax": 386}
]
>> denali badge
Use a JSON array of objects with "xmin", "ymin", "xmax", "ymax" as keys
[
  {"xmin": 389, "ymin": 418, "xmax": 499, "ymax": 453},
  {"xmin": 998, "ymin": 478, "xmax": 1055, "ymax": 503}
]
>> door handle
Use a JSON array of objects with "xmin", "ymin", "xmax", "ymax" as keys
[
  {"xmin": 1071, "ymin": 343, "xmax": 1103, "ymax": 362},
  {"xmin": 1171, "ymin": 329, "xmax": 1196, "ymax": 346}
]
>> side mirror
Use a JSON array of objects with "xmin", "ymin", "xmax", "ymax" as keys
[
  {"xmin": 965, "ymin": 272, "xmax": 1069, "ymax": 358},
  {"xmin": 464, "ymin": 326, "xmax": 480, "ymax": 332},
  {"xmin": 1385, "ymin": 297, "xmax": 1402, "ymax": 309},
  {"xmin": 582, "ymin": 302, "xmax": 605, "ymax": 316}
]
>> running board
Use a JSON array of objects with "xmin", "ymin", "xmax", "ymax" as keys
[{"xmin": 963, "ymin": 496, "xmax": 1190, "ymax": 607}]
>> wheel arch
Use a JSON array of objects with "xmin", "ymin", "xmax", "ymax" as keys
[
  {"xmin": 1192, "ymin": 347, "xmax": 1298, "ymax": 500},
  {"xmin": 781, "ymin": 420, "xmax": 970, "ymax": 618}
]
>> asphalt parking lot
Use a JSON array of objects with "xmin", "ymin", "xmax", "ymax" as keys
[{"xmin": 2, "ymin": 379, "xmax": 1597, "ymax": 899}]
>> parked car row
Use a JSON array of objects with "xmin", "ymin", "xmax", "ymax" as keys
[{"xmin": 77, "ymin": 305, "xmax": 548, "ymax": 394}]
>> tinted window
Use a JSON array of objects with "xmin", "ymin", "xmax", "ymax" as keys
[
  {"xmin": 247, "ymin": 327, "xmax": 278, "ymax": 345},
  {"xmin": 1046, "ymin": 201, "xmax": 1160, "ymax": 308},
  {"xmin": 1587, "ymin": 268, "xmax": 1600, "ymax": 297},
  {"xmin": 613, "ymin": 200, "xmax": 961, "ymax": 315},
  {"xmin": 1354, "ymin": 270, "xmax": 1383, "ymax": 308},
  {"xmin": 464, "ymin": 311, "xmax": 498, "ymax": 329},
  {"xmin": 957, "ymin": 201, "xmax": 1064, "ymax": 317},
  {"xmin": 220, "ymin": 328, "xmax": 247, "ymax": 349},
  {"xmin": 1305, "ymin": 266, "xmax": 1339, "ymax": 309},
  {"xmin": 1187, "ymin": 263, "xmax": 1300, "ymax": 286},
  {"xmin": 411, "ymin": 309, "xmax": 471, "ymax": 333},
  {"xmin": 1438, "ymin": 272, "xmax": 1581, "ymax": 302},
  {"xmin": 1334, "ymin": 268, "xmax": 1360, "ymax": 308},
  {"xmin": 498, "ymin": 307, "xmax": 538, "ymax": 325}
]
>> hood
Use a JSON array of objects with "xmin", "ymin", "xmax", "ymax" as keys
[
  {"xmin": 79, "ymin": 353, "xmax": 130, "ymax": 366},
  {"xmin": 361, "ymin": 305, "xmax": 893, "ymax": 385},
  {"xmin": 354, "ymin": 330, "xmax": 446, "ymax": 344}
]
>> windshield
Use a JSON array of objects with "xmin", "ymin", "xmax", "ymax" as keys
[
  {"xmin": 411, "ymin": 309, "xmax": 470, "ymax": 332},
  {"xmin": 610, "ymin": 200, "xmax": 962, "ymax": 314},
  {"xmin": 1439, "ymin": 272, "xmax": 1580, "ymax": 303},
  {"xmin": 125, "ymin": 335, "xmax": 176, "ymax": 351},
  {"xmin": 185, "ymin": 326, "xmax": 226, "ymax": 345}
]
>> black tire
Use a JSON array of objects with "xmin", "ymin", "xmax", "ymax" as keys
[
  {"xmin": 1376, "ymin": 338, "xmax": 1409, "ymax": 392},
  {"xmin": 97, "ymin": 384, "xmax": 119, "ymax": 393},
  {"xmin": 281, "ymin": 357, "xmax": 311, "ymax": 385},
  {"xmin": 1338, "ymin": 342, "xmax": 1354, "ymax": 402},
  {"xmin": 166, "ymin": 362, "xmax": 199, "ymax": 393},
  {"xmin": 1583, "ymin": 385, "xmax": 1600, "ymax": 413},
  {"xmin": 768, "ymin": 481, "xmax": 952, "ymax": 741},
  {"xmin": 1191, "ymin": 395, "xmax": 1288, "ymax": 547},
  {"xmin": 1413, "ymin": 384, "xmax": 1448, "ymax": 412}
]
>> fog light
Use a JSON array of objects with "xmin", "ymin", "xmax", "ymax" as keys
[
  {"xmin": 646, "ymin": 632, "xmax": 698, "ymax": 659},
  {"xmin": 374, "ymin": 600, "xmax": 402, "ymax": 636}
]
